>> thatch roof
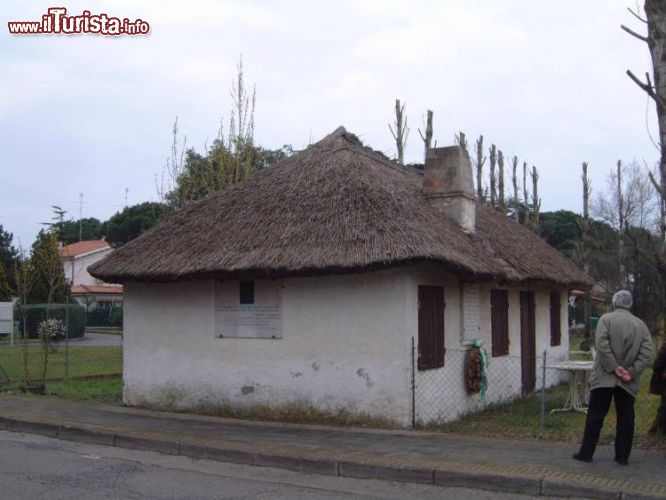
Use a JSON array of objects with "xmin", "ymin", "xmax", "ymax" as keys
[{"xmin": 89, "ymin": 127, "xmax": 591, "ymax": 287}]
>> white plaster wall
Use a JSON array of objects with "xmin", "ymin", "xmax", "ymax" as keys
[
  {"xmin": 65, "ymin": 248, "xmax": 113, "ymax": 286},
  {"xmin": 407, "ymin": 264, "xmax": 570, "ymax": 424},
  {"xmin": 123, "ymin": 268, "xmax": 413, "ymax": 425}
]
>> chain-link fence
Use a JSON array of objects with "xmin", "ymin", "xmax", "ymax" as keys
[
  {"xmin": 0, "ymin": 303, "xmax": 122, "ymax": 390},
  {"xmin": 411, "ymin": 337, "xmax": 665, "ymax": 446}
]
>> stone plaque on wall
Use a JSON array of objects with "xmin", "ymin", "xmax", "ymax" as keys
[{"xmin": 215, "ymin": 280, "xmax": 283, "ymax": 338}]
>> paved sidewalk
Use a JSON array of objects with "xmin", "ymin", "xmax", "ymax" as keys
[{"xmin": 0, "ymin": 395, "xmax": 664, "ymax": 499}]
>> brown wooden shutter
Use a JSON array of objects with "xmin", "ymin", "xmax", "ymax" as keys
[
  {"xmin": 520, "ymin": 291, "xmax": 536, "ymax": 394},
  {"xmin": 491, "ymin": 289, "xmax": 509, "ymax": 356},
  {"xmin": 550, "ymin": 292, "xmax": 562, "ymax": 346},
  {"xmin": 418, "ymin": 285, "xmax": 445, "ymax": 371}
]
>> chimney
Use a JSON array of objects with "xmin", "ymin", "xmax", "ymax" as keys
[{"xmin": 423, "ymin": 146, "xmax": 476, "ymax": 233}]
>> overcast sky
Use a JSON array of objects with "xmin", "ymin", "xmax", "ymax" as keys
[{"xmin": 1, "ymin": 0, "xmax": 659, "ymax": 247}]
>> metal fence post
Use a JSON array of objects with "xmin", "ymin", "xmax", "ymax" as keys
[
  {"xmin": 65, "ymin": 295, "xmax": 70, "ymax": 379},
  {"xmin": 540, "ymin": 349, "xmax": 547, "ymax": 438},
  {"xmin": 411, "ymin": 336, "xmax": 416, "ymax": 430}
]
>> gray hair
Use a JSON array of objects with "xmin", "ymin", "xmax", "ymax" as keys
[{"xmin": 612, "ymin": 290, "xmax": 633, "ymax": 310}]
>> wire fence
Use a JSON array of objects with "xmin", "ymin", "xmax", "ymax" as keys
[
  {"xmin": 0, "ymin": 303, "xmax": 122, "ymax": 389},
  {"xmin": 411, "ymin": 337, "xmax": 665, "ymax": 445}
]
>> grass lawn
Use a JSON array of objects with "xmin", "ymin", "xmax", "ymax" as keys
[
  {"xmin": 46, "ymin": 376, "xmax": 123, "ymax": 405},
  {"xmin": 0, "ymin": 343, "xmax": 122, "ymax": 384},
  {"xmin": 437, "ymin": 365, "xmax": 665, "ymax": 448}
]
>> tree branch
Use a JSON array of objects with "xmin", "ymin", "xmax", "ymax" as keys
[
  {"xmin": 649, "ymin": 170, "xmax": 664, "ymax": 198},
  {"xmin": 621, "ymin": 24, "xmax": 649, "ymax": 43},
  {"xmin": 627, "ymin": 7, "xmax": 647, "ymax": 24},
  {"xmin": 626, "ymin": 70, "xmax": 660, "ymax": 104}
]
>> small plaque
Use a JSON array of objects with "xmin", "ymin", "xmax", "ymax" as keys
[{"xmin": 215, "ymin": 280, "xmax": 283, "ymax": 338}]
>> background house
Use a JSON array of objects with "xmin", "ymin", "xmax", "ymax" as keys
[
  {"xmin": 61, "ymin": 240, "xmax": 123, "ymax": 310},
  {"xmin": 90, "ymin": 128, "xmax": 590, "ymax": 426}
]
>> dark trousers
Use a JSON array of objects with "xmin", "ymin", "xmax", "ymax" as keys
[{"xmin": 578, "ymin": 386, "xmax": 635, "ymax": 461}]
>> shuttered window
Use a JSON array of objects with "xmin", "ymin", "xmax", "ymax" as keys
[
  {"xmin": 418, "ymin": 285, "xmax": 445, "ymax": 371},
  {"xmin": 550, "ymin": 292, "xmax": 562, "ymax": 346},
  {"xmin": 491, "ymin": 289, "xmax": 509, "ymax": 357}
]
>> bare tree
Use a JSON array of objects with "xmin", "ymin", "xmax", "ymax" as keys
[
  {"xmin": 581, "ymin": 162, "xmax": 592, "ymax": 274},
  {"xmin": 229, "ymin": 54, "xmax": 257, "ymax": 181},
  {"xmin": 581, "ymin": 162, "xmax": 592, "ymax": 338},
  {"xmin": 511, "ymin": 155, "xmax": 519, "ymax": 220},
  {"xmin": 522, "ymin": 162, "xmax": 530, "ymax": 227},
  {"xmin": 530, "ymin": 166, "xmax": 541, "ymax": 230},
  {"xmin": 455, "ymin": 131, "xmax": 469, "ymax": 154},
  {"xmin": 489, "ymin": 144, "xmax": 497, "ymax": 207},
  {"xmin": 389, "ymin": 99, "xmax": 409, "ymax": 165},
  {"xmin": 594, "ymin": 161, "xmax": 659, "ymax": 288},
  {"xmin": 595, "ymin": 162, "xmax": 658, "ymax": 238},
  {"xmin": 418, "ymin": 110, "xmax": 433, "ymax": 162},
  {"xmin": 498, "ymin": 150, "xmax": 506, "ymax": 213},
  {"xmin": 618, "ymin": 160, "xmax": 626, "ymax": 285},
  {"xmin": 623, "ymin": 2, "xmax": 666, "ymax": 248},
  {"xmin": 156, "ymin": 117, "xmax": 187, "ymax": 203},
  {"xmin": 474, "ymin": 135, "xmax": 486, "ymax": 201}
]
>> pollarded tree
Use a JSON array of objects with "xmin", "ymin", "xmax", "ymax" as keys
[{"xmin": 389, "ymin": 99, "xmax": 409, "ymax": 165}]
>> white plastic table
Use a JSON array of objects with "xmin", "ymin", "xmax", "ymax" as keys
[{"xmin": 546, "ymin": 360, "xmax": 594, "ymax": 413}]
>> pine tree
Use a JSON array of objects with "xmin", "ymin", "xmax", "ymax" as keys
[{"xmin": 0, "ymin": 264, "xmax": 11, "ymax": 301}]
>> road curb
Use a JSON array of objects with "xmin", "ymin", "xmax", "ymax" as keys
[
  {"xmin": 435, "ymin": 468, "xmax": 542, "ymax": 496},
  {"xmin": 2, "ymin": 415, "xmax": 665, "ymax": 499}
]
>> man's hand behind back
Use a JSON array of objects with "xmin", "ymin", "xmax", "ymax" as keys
[{"xmin": 614, "ymin": 366, "xmax": 633, "ymax": 383}]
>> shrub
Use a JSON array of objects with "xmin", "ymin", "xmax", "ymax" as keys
[
  {"xmin": 86, "ymin": 304, "xmax": 123, "ymax": 327},
  {"xmin": 109, "ymin": 306, "xmax": 123, "ymax": 328},
  {"xmin": 15, "ymin": 303, "xmax": 86, "ymax": 339},
  {"xmin": 38, "ymin": 318, "xmax": 66, "ymax": 342}
]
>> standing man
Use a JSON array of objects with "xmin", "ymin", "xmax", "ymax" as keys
[{"xmin": 573, "ymin": 290, "xmax": 653, "ymax": 465}]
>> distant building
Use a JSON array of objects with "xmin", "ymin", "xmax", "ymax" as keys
[{"xmin": 60, "ymin": 240, "xmax": 122, "ymax": 309}]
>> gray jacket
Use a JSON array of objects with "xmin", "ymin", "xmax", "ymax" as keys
[{"xmin": 589, "ymin": 308, "xmax": 653, "ymax": 397}]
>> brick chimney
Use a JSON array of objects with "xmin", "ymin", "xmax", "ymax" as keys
[{"xmin": 422, "ymin": 146, "xmax": 476, "ymax": 233}]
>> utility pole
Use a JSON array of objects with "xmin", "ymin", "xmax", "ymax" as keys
[{"xmin": 125, "ymin": 187, "xmax": 129, "ymax": 208}]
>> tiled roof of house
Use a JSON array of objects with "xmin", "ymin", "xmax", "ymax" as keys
[
  {"xmin": 60, "ymin": 240, "xmax": 109, "ymax": 258},
  {"xmin": 71, "ymin": 284, "xmax": 123, "ymax": 295}
]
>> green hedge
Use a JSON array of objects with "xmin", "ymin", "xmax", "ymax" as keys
[
  {"xmin": 86, "ymin": 304, "xmax": 123, "ymax": 328},
  {"xmin": 15, "ymin": 303, "xmax": 86, "ymax": 339}
]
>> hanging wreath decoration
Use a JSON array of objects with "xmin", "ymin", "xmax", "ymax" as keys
[{"xmin": 465, "ymin": 339, "xmax": 488, "ymax": 399}]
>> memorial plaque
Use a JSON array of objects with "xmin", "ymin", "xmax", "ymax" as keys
[{"xmin": 215, "ymin": 280, "xmax": 283, "ymax": 338}]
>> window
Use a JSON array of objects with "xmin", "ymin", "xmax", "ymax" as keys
[
  {"xmin": 461, "ymin": 282, "xmax": 481, "ymax": 341},
  {"xmin": 239, "ymin": 280, "xmax": 255, "ymax": 304},
  {"xmin": 490, "ymin": 289, "xmax": 509, "ymax": 356},
  {"xmin": 550, "ymin": 292, "xmax": 562, "ymax": 346},
  {"xmin": 418, "ymin": 285, "xmax": 445, "ymax": 370}
]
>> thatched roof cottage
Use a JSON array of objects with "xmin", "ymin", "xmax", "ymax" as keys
[{"xmin": 90, "ymin": 127, "xmax": 590, "ymax": 425}]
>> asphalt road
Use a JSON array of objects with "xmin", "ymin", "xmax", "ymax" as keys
[{"xmin": 0, "ymin": 431, "xmax": 554, "ymax": 499}]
